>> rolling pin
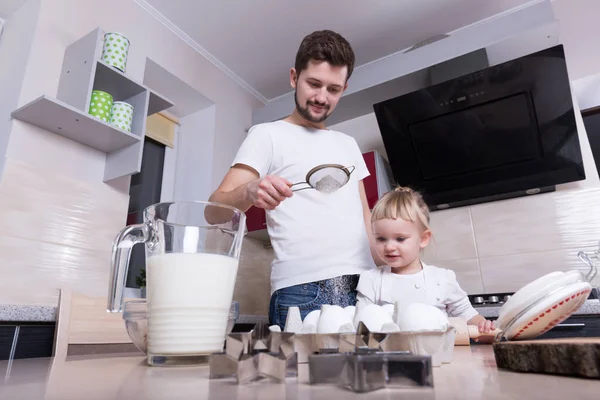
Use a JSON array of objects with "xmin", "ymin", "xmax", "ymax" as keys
[{"xmin": 449, "ymin": 317, "xmax": 503, "ymax": 346}]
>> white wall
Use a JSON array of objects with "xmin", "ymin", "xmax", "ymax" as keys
[
  {"xmin": 0, "ymin": 0, "xmax": 40, "ymax": 178},
  {"xmin": 559, "ymin": 0, "xmax": 600, "ymax": 113},
  {"xmin": 552, "ymin": 0, "xmax": 600, "ymax": 81},
  {"xmin": 172, "ymin": 105, "xmax": 216, "ymax": 203},
  {"xmin": 0, "ymin": 0, "xmax": 263, "ymax": 307}
]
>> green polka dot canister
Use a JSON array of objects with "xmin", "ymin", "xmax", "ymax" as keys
[
  {"xmin": 88, "ymin": 90, "xmax": 114, "ymax": 122},
  {"xmin": 101, "ymin": 32, "xmax": 130, "ymax": 72},
  {"xmin": 109, "ymin": 101, "xmax": 134, "ymax": 132}
]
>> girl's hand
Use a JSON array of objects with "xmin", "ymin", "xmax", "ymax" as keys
[
  {"xmin": 474, "ymin": 319, "xmax": 497, "ymax": 344},
  {"xmin": 478, "ymin": 319, "xmax": 496, "ymax": 333}
]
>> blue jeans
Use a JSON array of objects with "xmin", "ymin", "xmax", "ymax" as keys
[{"xmin": 268, "ymin": 275, "xmax": 359, "ymax": 330}]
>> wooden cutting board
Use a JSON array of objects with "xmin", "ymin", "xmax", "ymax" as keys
[{"xmin": 493, "ymin": 338, "xmax": 600, "ymax": 378}]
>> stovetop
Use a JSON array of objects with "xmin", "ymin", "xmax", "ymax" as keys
[{"xmin": 468, "ymin": 287, "xmax": 600, "ymax": 307}]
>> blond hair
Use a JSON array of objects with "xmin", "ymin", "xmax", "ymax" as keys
[{"xmin": 371, "ymin": 186, "xmax": 431, "ymax": 231}]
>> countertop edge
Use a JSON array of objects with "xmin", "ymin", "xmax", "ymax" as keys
[
  {"xmin": 0, "ymin": 304, "xmax": 270, "ymax": 325},
  {"xmin": 2, "ymin": 299, "xmax": 599, "ymax": 323},
  {"xmin": 0, "ymin": 304, "xmax": 57, "ymax": 323}
]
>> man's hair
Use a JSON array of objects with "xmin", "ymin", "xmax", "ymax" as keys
[{"xmin": 294, "ymin": 30, "xmax": 355, "ymax": 82}]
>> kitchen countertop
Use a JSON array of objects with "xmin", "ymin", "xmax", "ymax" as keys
[
  {"xmin": 0, "ymin": 303, "xmax": 269, "ymax": 325},
  {"xmin": 2, "ymin": 345, "xmax": 599, "ymax": 399}
]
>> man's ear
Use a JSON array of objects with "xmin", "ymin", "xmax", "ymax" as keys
[{"xmin": 290, "ymin": 68, "xmax": 298, "ymax": 89}]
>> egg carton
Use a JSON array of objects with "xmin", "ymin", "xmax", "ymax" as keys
[
  {"xmin": 283, "ymin": 303, "xmax": 455, "ymax": 367},
  {"xmin": 286, "ymin": 304, "xmax": 399, "ymax": 334},
  {"xmin": 209, "ymin": 321, "xmax": 436, "ymax": 393}
]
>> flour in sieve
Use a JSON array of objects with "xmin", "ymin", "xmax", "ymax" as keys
[{"xmin": 314, "ymin": 174, "xmax": 343, "ymax": 193}]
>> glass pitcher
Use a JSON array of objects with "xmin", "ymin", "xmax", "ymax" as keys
[{"xmin": 107, "ymin": 201, "xmax": 246, "ymax": 366}]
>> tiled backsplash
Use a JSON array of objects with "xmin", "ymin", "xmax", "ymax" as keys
[
  {"xmin": 0, "ymin": 159, "xmax": 129, "ymax": 306},
  {"xmin": 422, "ymin": 186, "xmax": 600, "ymax": 294},
  {"xmin": 0, "ymin": 158, "xmax": 275, "ymax": 314},
  {"xmin": 233, "ymin": 238, "xmax": 274, "ymax": 316}
]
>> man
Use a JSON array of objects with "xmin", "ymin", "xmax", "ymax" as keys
[{"xmin": 209, "ymin": 30, "xmax": 381, "ymax": 329}]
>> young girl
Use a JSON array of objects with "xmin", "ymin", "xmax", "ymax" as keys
[{"xmin": 356, "ymin": 186, "xmax": 495, "ymax": 334}]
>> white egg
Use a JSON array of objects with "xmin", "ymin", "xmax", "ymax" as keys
[
  {"xmin": 380, "ymin": 322, "xmax": 400, "ymax": 332},
  {"xmin": 303, "ymin": 309, "xmax": 321, "ymax": 327},
  {"xmin": 382, "ymin": 303, "xmax": 395, "ymax": 318},
  {"xmin": 344, "ymin": 305, "xmax": 356, "ymax": 321},
  {"xmin": 354, "ymin": 304, "xmax": 394, "ymax": 332},
  {"xmin": 317, "ymin": 305, "xmax": 354, "ymax": 334},
  {"xmin": 397, "ymin": 303, "xmax": 449, "ymax": 332}
]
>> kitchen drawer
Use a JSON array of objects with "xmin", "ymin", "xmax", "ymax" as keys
[
  {"xmin": 0, "ymin": 326, "xmax": 16, "ymax": 361},
  {"xmin": 13, "ymin": 325, "xmax": 55, "ymax": 360}
]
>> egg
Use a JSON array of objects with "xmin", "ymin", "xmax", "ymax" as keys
[
  {"xmin": 344, "ymin": 305, "xmax": 356, "ymax": 321},
  {"xmin": 396, "ymin": 303, "xmax": 449, "ymax": 332},
  {"xmin": 317, "ymin": 305, "xmax": 354, "ymax": 333},
  {"xmin": 301, "ymin": 309, "xmax": 321, "ymax": 333},
  {"xmin": 382, "ymin": 303, "xmax": 395, "ymax": 319},
  {"xmin": 354, "ymin": 303, "xmax": 394, "ymax": 332},
  {"xmin": 380, "ymin": 322, "xmax": 400, "ymax": 332},
  {"xmin": 303, "ymin": 309, "xmax": 321, "ymax": 326}
]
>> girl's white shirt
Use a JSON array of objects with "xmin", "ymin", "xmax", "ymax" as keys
[{"xmin": 356, "ymin": 262, "xmax": 479, "ymax": 321}]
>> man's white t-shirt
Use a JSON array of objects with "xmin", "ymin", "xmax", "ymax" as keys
[{"xmin": 232, "ymin": 120, "xmax": 376, "ymax": 293}]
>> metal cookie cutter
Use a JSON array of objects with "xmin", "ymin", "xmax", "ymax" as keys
[
  {"xmin": 210, "ymin": 322, "xmax": 435, "ymax": 394},
  {"xmin": 209, "ymin": 322, "xmax": 296, "ymax": 384},
  {"xmin": 307, "ymin": 323, "xmax": 434, "ymax": 393}
]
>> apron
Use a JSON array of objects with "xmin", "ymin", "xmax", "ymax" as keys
[{"xmin": 376, "ymin": 264, "xmax": 446, "ymax": 315}]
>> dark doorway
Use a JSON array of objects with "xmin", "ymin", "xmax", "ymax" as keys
[
  {"xmin": 582, "ymin": 108, "xmax": 600, "ymax": 179},
  {"xmin": 125, "ymin": 137, "xmax": 165, "ymax": 288}
]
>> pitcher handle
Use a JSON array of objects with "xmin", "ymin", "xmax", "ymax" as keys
[{"xmin": 107, "ymin": 223, "xmax": 150, "ymax": 312}]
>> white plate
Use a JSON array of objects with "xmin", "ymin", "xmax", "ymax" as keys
[
  {"xmin": 503, "ymin": 281, "xmax": 591, "ymax": 340},
  {"xmin": 497, "ymin": 270, "xmax": 584, "ymax": 328}
]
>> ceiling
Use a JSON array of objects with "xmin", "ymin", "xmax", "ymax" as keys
[
  {"xmin": 142, "ymin": 0, "xmax": 540, "ymax": 103},
  {"xmin": 0, "ymin": 0, "xmax": 27, "ymax": 18}
]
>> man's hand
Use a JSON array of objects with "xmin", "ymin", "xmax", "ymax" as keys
[{"xmin": 246, "ymin": 175, "xmax": 294, "ymax": 210}]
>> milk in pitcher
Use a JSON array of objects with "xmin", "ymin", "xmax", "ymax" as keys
[{"xmin": 146, "ymin": 252, "xmax": 239, "ymax": 355}]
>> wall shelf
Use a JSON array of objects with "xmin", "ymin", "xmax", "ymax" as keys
[
  {"xmin": 11, "ymin": 95, "xmax": 141, "ymax": 153},
  {"xmin": 148, "ymin": 90, "xmax": 175, "ymax": 116},
  {"xmin": 93, "ymin": 61, "xmax": 146, "ymax": 102},
  {"xmin": 9, "ymin": 27, "xmax": 175, "ymax": 182}
]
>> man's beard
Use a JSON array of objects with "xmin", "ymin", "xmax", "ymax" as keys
[{"xmin": 294, "ymin": 91, "xmax": 330, "ymax": 123}]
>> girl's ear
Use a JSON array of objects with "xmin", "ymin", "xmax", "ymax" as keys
[{"xmin": 420, "ymin": 230, "xmax": 432, "ymax": 249}]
